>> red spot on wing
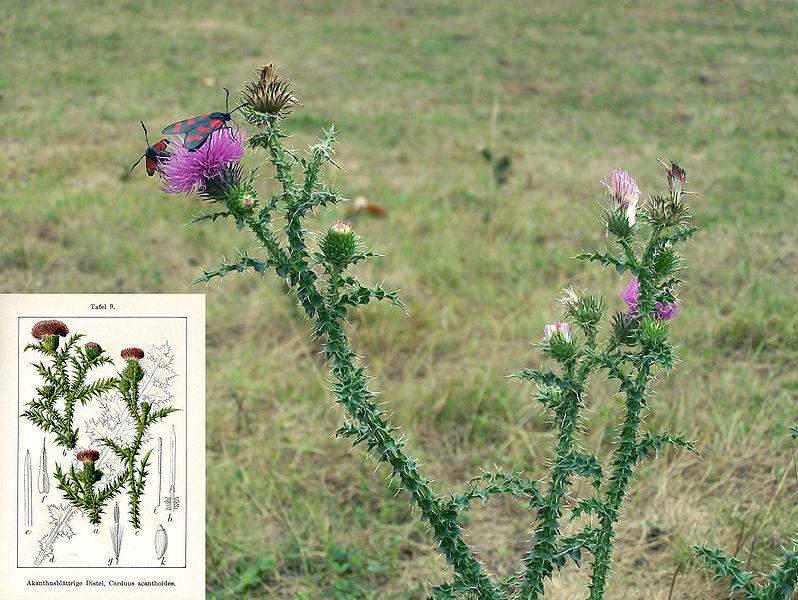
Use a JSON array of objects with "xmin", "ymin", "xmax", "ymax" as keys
[
  {"xmin": 197, "ymin": 126, "xmax": 210, "ymax": 133},
  {"xmin": 146, "ymin": 157, "xmax": 157, "ymax": 176},
  {"xmin": 187, "ymin": 134, "xmax": 203, "ymax": 142},
  {"xmin": 153, "ymin": 140, "xmax": 169, "ymax": 152},
  {"xmin": 209, "ymin": 119, "xmax": 223, "ymax": 127}
]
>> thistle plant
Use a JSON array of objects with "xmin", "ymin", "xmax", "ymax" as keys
[
  {"xmin": 692, "ymin": 425, "xmax": 798, "ymax": 599},
  {"xmin": 53, "ymin": 449, "xmax": 126, "ymax": 525},
  {"xmin": 23, "ymin": 321, "xmax": 117, "ymax": 449},
  {"xmin": 98, "ymin": 348, "xmax": 179, "ymax": 529},
  {"xmin": 145, "ymin": 63, "xmax": 700, "ymax": 598}
]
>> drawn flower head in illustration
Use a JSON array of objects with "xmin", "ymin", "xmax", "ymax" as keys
[
  {"xmin": 31, "ymin": 319, "xmax": 69, "ymax": 352},
  {"xmin": 162, "ymin": 129, "xmax": 244, "ymax": 195},
  {"xmin": 121, "ymin": 347, "xmax": 145, "ymax": 361},
  {"xmin": 76, "ymin": 449, "xmax": 100, "ymax": 464},
  {"xmin": 84, "ymin": 341, "xmax": 104, "ymax": 360}
]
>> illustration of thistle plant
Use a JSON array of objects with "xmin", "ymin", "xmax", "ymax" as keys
[
  {"xmin": 23, "ymin": 321, "xmax": 117, "ymax": 449},
  {"xmin": 139, "ymin": 63, "xmax": 796, "ymax": 598},
  {"xmin": 52, "ymin": 449, "xmax": 126, "ymax": 525},
  {"xmin": 98, "ymin": 347, "xmax": 179, "ymax": 529}
]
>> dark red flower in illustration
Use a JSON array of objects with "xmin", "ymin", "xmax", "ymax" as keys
[
  {"xmin": 76, "ymin": 449, "xmax": 100, "ymax": 464},
  {"xmin": 121, "ymin": 347, "xmax": 145, "ymax": 361},
  {"xmin": 31, "ymin": 320, "xmax": 69, "ymax": 340}
]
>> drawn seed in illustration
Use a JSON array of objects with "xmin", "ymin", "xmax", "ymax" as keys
[
  {"xmin": 154, "ymin": 524, "xmax": 168, "ymax": 562},
  {"xmin": 38, "ymin": 439, "xmax": 50, "ymax": 496},
  {"xmin": 110, "ymin": 502, "xmax": 123, "ymax": 565},
  {"xmin": 155, "ymin": 436, "xmax": 163, "ymax": 512},
  {"xmin": 24, "ymin": 450, "xmax": 33, "ymax": 529},
  {"xmin": 165, "ymin": 425, "xmax": 180, "ymax": 512}
]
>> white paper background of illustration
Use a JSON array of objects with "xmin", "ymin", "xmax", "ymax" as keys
[{"xmin": 0, "ymin": 295, "xmax": 205, "ymax": 600}]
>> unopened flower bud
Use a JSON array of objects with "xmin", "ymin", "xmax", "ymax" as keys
[
  {"xmin": 639, "ymin": 317, "xmax": 669, "ymax": 347},
  {"xmin": 542, "ymin": 322, "xmax": 577, "ymax": 363},
  {"xmin": 543, "ymin": 322, "xmax": 572, "ymax": 342},
  {"xmin": 320, "ymin": 221, "xmax": 357, "ymax": 270},
  {"xmin": 85, "ymin": 342, "xmax": 103, "ymax": 360}
]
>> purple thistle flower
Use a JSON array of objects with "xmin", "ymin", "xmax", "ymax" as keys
[
  {"xmin": 654, "ymin": 301, "xmax": 680, "ymax": 321},
  {"xmin": 162, "ymin": 129, "xmax": 244, "ymax": 194},
  {"xmin": 603, "ymin": 168, "xmax": 641, "ymax": 225},
  {"xmin": 543, "ymin": 321, "xmax": 572, "ymax": 342},
  {"xmin": 621, "ymin": 277, "xmax": 640, "ymax": 316},
  {"xmin": 621, "ymin": 277, "xmax": 681, "ymax": 321}
]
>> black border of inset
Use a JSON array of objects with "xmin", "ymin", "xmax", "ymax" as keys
[{"xmin": 16, "ymin": 316, "xmax": 189, "ymax": 569}]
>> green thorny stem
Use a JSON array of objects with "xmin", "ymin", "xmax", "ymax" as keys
[
  {"xmin": 691, "ymin": 422, "xmax": 798, "ymax": 599},
  {"xmin": 99, "ymin": 358, "xmax": 178, "ymax": 529},
  {"xmin": 54, "ymin": 459, "xmax": 127, "ymax": 525},
  {"xmin": 174, "ymin": 70, "xmax": 699, "ymax": 598},
  {"xmin": 23, "ymin": 334, "xmax": 117, "ymax": 449}
]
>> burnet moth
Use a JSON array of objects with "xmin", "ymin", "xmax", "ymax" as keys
[
  {"xmin": 162, "ymin": 88, "xmax": 244, "ymax": 151},
  {"xmin": 130, "ymin": 121, "xmax": 171, "ymax": 176}
]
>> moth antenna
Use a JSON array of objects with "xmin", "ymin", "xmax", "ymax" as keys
[
  {"xmin": 140, "ymin": 121, "xmax": 151, "ymax": 146},
  {"xmin": 223, "ymin": 87, "xmax": 230, "ymax": 113},
  {"xmin": 130, "ymin": 153, "xmax": 146, "ymax": 172},
  {"xmin": 229, "ymin": 103, "xmax": 246, "ymax": 115}
]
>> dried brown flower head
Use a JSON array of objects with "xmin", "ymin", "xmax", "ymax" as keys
[
  {"xmin": 31, "ymin": 320, "xmax": 69, "ymax": 340},
  {"xmin": 241, "ymin": 62, "xmax": 301, "ymax": 118},
  {"xmin": 121, "ymin": 347, "xmax": 145, "ymax": 361},
  {"xmin": 85, "ymin": 342, "xmax": 102, "ymax": 352},
  {"xmin": 76, "ymin": 449, "xmax": 100, "ymax": 464}
]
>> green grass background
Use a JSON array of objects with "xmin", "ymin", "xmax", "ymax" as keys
[{"xmin": 3, "ymin": 1, "xmax": 798, "ymax": 598}]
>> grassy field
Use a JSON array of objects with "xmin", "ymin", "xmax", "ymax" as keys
[{"xmin": 3, "ymin": 1, "xmax": 798, "ymax": 598}]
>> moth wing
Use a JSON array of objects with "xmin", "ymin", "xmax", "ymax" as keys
[
  {"xmin": 184, "ymin": 130, "xmax": 211, "ymax": 151},
  {"xmin": 145, "ymin": 156, "xmax": 157, "ymax": 176},
  {"xmin": 161, "ymin": 113, "xmax": 211, "ymax": 134}
]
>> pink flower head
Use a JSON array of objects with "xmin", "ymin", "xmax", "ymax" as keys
[
  {"xmin": 543, "ymin": 322, "xmax": 571, "ymax": 342},
  {"xmin": 330, "ymin": 220, "xmax": 352, "ymax": 235},
  {"xmin": 654, "ymin": 301, "xmax": 680, "ymax": 321},
  {"xmin": 162, "ymin": 129, "xmax": 244, "ymax": 194},
  {"xmin": 621, "ymin": 277, "xmax": 640, "ymax": 316},
  {"xmin": 603, "ymin": 168, "xmax": 641, "ymax": 225}
]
